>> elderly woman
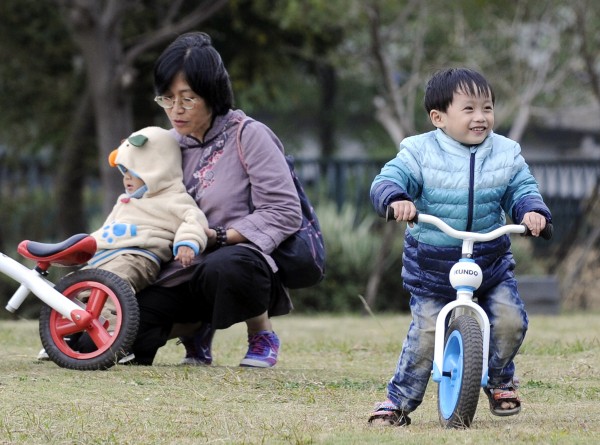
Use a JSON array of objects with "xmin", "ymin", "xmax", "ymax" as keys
[{"xmin": 129, "ymin": 32, "xmax": 301, "ymax": 367}]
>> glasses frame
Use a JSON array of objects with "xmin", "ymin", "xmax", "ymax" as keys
[{"xmin": 154, "ymin": 96, "xmax": 199, "ymax": 110}]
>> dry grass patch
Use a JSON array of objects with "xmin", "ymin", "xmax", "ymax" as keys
[{"xmin": 0, "ymin": 313, "xmax": 598, "ymax": 444}]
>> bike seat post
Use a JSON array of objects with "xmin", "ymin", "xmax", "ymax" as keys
[{"xmin": 35, "ymin": 264, "xmax": 50, "ymax": 276}]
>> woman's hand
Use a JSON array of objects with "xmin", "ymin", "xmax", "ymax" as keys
[
  {"xmin": 204, "ymin": 226, "xmax": 248, "ymax": 249},
  {"xmin": 175, "ymin": 245, "xmax": 195, "ymax": 267},
  {"xmin": 205, "ymin": 226, "xmax": 218, "ymax": 249}
]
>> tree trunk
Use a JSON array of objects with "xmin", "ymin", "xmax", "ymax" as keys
[
  {"xmin": 55, "ymin": 90, "xmax": 95, "ymax": 237},
  {"xmin": 316, "ymin": 63, "xmax": 337, "ymax": 158},
  {"xmin": 55, "ymin": 0, "xmax": 229, "ymax": 214},
  {"xmin": 58, "ymin": 1, "xmax": 134, "ymax": 213},
  {"xmin": 364, "ymin": 221, "xmax": 398, "ymax": 312},
  {"xmin": 556, "ymin": 181, "xmax": 600, "ymax": 310},
  {"xmin": 92, "ymin": 86, "xmax": 134, "ymax": 213}
]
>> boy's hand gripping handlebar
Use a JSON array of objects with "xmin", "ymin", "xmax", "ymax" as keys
[{"xmin": 386, "ymin": 206, "xmax": 553, "ymax": 240}]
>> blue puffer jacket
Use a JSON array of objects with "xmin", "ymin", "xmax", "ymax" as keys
[{"xmin": 371, "ymin": 129, "xmax": 552, "ymax": 298}]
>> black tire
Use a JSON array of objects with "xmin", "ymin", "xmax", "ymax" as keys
[
  {"xmin": 437, "ymin": 315, "xmax": 483, "ymax": 428},
  {"xmin": 39, "ymin": 269, "xmax": 139, "ymax": 370}
]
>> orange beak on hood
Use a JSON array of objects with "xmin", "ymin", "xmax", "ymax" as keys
[{"xmin": 108, "ymin": 149, "xmax": 118, "ymax": 167}]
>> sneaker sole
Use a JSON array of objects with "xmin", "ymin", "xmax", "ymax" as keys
[
  {"xmin": 180, "ymin": 357, "xmax": 211, "ymax": 366},
  {"xmin": 239, "ymin": 358, "xmax": 276, "ymax": 368},
  {"xmin": 117, "ymin": 353, "xmax": 136, "ymax": 365},
  {"xmin": 37, "ymin": 349, "xmax": 50, "ymax": 361}
]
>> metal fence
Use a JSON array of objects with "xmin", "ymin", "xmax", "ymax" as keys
[
  {"xmin": 1, "ymin": 154, "xmax": 599, "ymax": 246},
  {"xmin": 293, "ymin": 158, "xmax": 600, "ymax": 245}
]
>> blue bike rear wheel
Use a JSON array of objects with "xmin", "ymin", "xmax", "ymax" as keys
[{"xmin": 438, "ymin": 315, "xmax": 483, "ymax": 428}]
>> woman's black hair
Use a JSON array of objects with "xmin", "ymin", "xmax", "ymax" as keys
[
  {"xmin": 424, "ymin": 68, "xmax": 494, "ymax": 113},
  {"xmin": 154, "ymin": 32, "xmax": 234, "ymax": 115}
]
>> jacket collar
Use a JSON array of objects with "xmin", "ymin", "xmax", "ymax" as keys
[{"xmin": 434, "ymin": 128, "xmax": 494, "ymax": 159}]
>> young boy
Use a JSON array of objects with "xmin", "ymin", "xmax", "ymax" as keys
[
  {"xmin": 368, "ymin": 68, "xmax": 551, "ymax": 426},
  {"xmin": 87, "ymin": 126, "xmax": 209, "ymax": 292}
]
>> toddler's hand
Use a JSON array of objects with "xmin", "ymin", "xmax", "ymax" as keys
[
  {"xmin": 175, "ymin": 246, "xmax": 195, "ymax": 267},
  {"xmin": 521, "ymin": 212, "xmax": 547, "ymax": 237},
  {"xmin": 390, "ymin": 200, "xmax": 417, "ymax": 227}
]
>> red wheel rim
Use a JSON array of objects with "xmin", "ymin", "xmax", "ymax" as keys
[{"xmin": 49, "ymin": 280, "xmax": 123, "ymax": 359}]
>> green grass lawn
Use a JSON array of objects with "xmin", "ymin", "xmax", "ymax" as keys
[{"xmin": 0, "ymin": 313, "xmax": 599, "ymax": 444}]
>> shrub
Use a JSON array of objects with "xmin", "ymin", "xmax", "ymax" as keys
[
  {"xmin": 289, "ymin": 201, "xmax": 410, "ymax": 313},
  {"xmin": 289, "ymin": 201, "xmax": 551, "ymax": 314}
]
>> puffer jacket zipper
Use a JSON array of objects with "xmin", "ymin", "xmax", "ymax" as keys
[{"xmin": 466, "ymin": 151, "xmax": 476, "ymax": 231}]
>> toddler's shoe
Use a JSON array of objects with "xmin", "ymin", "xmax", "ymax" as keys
[
  {"xmin": 239, "ymin": 330, "xmax": 279, "ymax": 368},
  {"xmin": 117, "ymin": 352, "xmax": 136, "ymax": 365},
  {"xmin": 37, "ymin": 348, "xmax": 49, "ymax": 361}
]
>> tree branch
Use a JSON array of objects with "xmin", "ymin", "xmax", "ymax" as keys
[
  {"xmin": 123, "ymin": 0, "xmax": 229, "ymax": 67},
  {"xmin": 575, "ymin": 2, "xmax": 600, "ymax": 106}
]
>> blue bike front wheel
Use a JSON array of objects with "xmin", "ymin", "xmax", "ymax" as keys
[{"xmin": 438, "ymin": 315, "xmax": 483, "ymax": 428}]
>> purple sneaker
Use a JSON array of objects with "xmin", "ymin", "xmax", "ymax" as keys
[
  {"xmin": 178, "ymin": 323, "xmax": 215, "ymax": 366},
  {"xmin": 239, "ymin": 330, "xmax": 280, "ymax": 368}
]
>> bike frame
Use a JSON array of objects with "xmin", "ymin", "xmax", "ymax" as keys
[
  {"xmin": 414, "ymin": 214, "xmax": 527, "ymax": 388},
  {"xmin": 1, "ymin": 252, "xmax": 92, "ymax": 328}
]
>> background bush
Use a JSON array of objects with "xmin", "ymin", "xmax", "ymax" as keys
[
  {"xmin": 0, "ymin": 196, "xmax": 550, "ymax": 319},
  {"xmin": 289, "ymin": 201, "xmax": 551, "ymax": 314},
  {"xmin": 289, "ymin": 201, "xmax": 410, "ymax": 313}
]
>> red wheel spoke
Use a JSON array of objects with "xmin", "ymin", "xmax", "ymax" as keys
[
  {"xmin": 85, "ymin": 287, "xmax": 109, "ymax": 318},
  {"xmin": 42, "ymin": 270, "xmax": 133, "ymax": 367},
  {"xmin": 86, "ymin": 319, "xmax": 112, "ymax": 347},
  {"xmin": 53, "ymin": 317, "xmax": 83, "ymax": 337}
]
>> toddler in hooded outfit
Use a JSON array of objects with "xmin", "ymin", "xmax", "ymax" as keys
[
  {"xmin": 37, "ymin": 126, "xmax": 209, "ymax": 361},
  {"xmin": 87, "ymin": 126, "xmax": 208, "ymax": 292}
]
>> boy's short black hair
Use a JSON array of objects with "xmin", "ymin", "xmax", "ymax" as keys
[
  {"xmin": 154, "ymin": 32, "xmax": 234, "ymax": 116},
  {"xmin": 424, "ymin": 68, "xmax": 495, "ymax": 113}
]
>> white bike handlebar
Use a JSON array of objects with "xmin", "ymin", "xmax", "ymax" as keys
[
  {"xmin": 386, "ymin": 207, "xmax": 553, "ymax": 241},
  {"xmin": 415, "ymin": 213, "xmax": 525, "ymax": 242}
]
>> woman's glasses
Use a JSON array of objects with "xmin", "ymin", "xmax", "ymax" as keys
[{"xmin": 154, "ymin": 96, "xmax": 198, "ymax": 110}]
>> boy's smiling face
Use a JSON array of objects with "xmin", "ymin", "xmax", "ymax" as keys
[{"xmin": 429, "ymin": 87, "xmax": 494, "ymax": 146}]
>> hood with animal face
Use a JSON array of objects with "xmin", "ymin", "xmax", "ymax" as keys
[{"xmin": 109, "ymin": 127, "xmax": 183, "ymax": 196}]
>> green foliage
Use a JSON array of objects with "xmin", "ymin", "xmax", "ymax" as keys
[
  {"xmin": 510, "ymin": 235, "xmax": 549, "ymax": 275},
  {"xmin": 290, "ymin": 201, "xmax": 409, "ymax": 313},
  {"xmin": 290, "ymin": 201, "xmax": 551, "ymax": 314},
  {"xmin": 0, "ymin": 0, "xmax": 82, "ymax": 151},
  {"xmin": 0, "ymin": 185, "xmax": 93, "ymax": 320}
]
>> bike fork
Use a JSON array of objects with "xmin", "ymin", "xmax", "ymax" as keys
[
  {"xmin": 3, "ymin": 259, "xmax": 92, "ymax": 328},
  {"xmin": 431, "ymin": 293, "xmax": 490, "ymax": 387}
]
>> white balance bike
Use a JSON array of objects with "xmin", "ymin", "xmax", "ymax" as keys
[
  {"xmin": 2, "ymin": 233, "xmax": 138, "ymax": 370},
  {"xmin": 387, "ymin": 208, "xmax": 552, "ymax": 428}
]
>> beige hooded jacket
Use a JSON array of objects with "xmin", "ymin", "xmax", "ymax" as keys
[{"xmin": 88, "ymin": 126, "xmax": 208, "ymax": 268}]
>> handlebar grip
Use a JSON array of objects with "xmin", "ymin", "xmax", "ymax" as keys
[
  {"xmin": 386, "ymin": 206, "xmax": 419, "ymax": 223},
  {"xmin": 522, "ymin": 222, "xmax": 553, "ymax": 240},
  {"xmin": 385, "ymin": 206, "xmax": 395, "ymax": 221}
]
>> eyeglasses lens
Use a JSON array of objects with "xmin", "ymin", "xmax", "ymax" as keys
[{"xmin": 154, "ymin": 96, "xmax": 195, "ymax": 110}]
